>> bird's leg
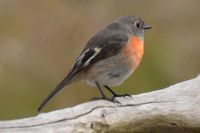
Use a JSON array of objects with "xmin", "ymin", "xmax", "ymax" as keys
[
  {"xmin": 104, "ymin": 85, "xmax": 131, "ymax": 100},
  {"xmin": 95, "ymin": 80, "xmax": 107, "ymax": 99},
  {"xmin": 90, "ymin": 81, "xmax": 119, "ymax": 103}
]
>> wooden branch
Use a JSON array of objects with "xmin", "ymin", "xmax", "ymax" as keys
[{"xmin": 0, "ymin": 76, "xmax": 200, "ymax": 133}]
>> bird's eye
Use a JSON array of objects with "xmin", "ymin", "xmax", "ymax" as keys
[{"xmin": 135, "ymin": 21, "xmax": 140, "ymax": 28}]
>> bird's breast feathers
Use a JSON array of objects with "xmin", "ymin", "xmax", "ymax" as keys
[{"xmin": 122, "ymin": 35, "xmax": 144, "ymax": 70}]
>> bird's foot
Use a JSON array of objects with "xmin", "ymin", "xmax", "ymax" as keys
[
  {"xmin": 90, "ymin": 97, "xmax": 120, "ymax": 104},
  {"xmin": 112, "ymin": 93, "xmax": 132, "ymax": 100}
]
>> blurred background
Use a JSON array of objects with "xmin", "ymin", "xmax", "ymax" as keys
[{"xmin": 0, "ymin": 0, "xmax": 199, "ymax": 120}]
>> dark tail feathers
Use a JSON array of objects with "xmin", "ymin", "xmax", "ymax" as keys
[{"xmin": 37, "ymin": 76, "xmax": 72, "ymax": 112}]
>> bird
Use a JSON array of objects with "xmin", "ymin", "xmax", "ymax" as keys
[{"xmin": 38, "ymin": 15, "xmax": 151, "ymax": 112}]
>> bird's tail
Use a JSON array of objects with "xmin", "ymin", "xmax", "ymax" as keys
[{"xmin": 37, "ymin": 74, "xmax": 73, "ymax": 112}]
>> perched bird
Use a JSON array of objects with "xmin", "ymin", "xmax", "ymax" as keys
[{"xmin": 38, "ymin": 15, "xmax": 151, "ymax": 112}]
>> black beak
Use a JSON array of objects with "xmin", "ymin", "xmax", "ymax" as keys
[{"xmin": 143, "ymin": 24, "xmax": 152, "ymax": 30}]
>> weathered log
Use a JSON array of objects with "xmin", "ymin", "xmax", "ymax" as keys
[{"xmin": 0, "ymin": 75, "xmax": 200, "ymax": 133}]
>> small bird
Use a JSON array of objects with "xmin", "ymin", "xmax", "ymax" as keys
[{"xmin": 38, "ymin": 15, "xmax": 151, "ymax": 111}]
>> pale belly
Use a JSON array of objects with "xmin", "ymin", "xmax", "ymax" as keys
[{"xmin": 85, "ymin": 53, "xmax": 135, "ymax": 87}]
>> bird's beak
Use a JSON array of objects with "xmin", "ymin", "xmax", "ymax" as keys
[{"xmin": 143, "ymin": 24, "xmax": 152, "ymax": 30}]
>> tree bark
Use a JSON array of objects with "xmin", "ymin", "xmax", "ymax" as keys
[{"xmin": 0, "ymin": 76, "xmax": 200, "ymax": 133}]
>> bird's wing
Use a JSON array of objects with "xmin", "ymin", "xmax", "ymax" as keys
[
  {"xmin": 37, "ymin": 31, "xmax": 128, "ymax": 112},
  {"xmin": 65, "ymin": 30, "xmax": 129, "ymax": 80}
]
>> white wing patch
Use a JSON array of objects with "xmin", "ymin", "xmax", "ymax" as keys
[
  {"xmin": 75, "ymin": 48, "xmax": 90, "ymax": 67},
  {"xmin": 84, "ymin": 47, "xmax": 101, "ymax": 66}
]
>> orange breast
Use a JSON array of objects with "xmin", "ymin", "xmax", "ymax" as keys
[{"xmin": 122, "ymin": 36, "xmax": 144, "ymax": 69}]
